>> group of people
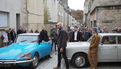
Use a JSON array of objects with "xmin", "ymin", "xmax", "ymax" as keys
[
  {"xmin": 69, "ymin": 26, "xmax": 92, "ymax": 42},
  {"xmin": 50, "ymin": 26, "xmax": 93, "ymax": 52},
  {"xmin": 0, "ymin": 21, "xmax": 121, "ymax": 69},
  {"xmin": 111, "ymin": 27, "xmax": 121, "ymax": 33},
  {"xmin": 0, "ymin": 28, "xmax": 16, "ymax": 47},
  {"xmin": 99, "ymin": 27, "xmax": 121, "ymax": 33},
  {"xmin": 50, "ymin": 22, "xmax": 100, "ymax": 69},
  {"xmin": 30, "ymin": 29, "xmax": 39, "ymax": 33},
  {"xmin": 0, "ymin": 26, "xmax": 26, "ymax": 47}
]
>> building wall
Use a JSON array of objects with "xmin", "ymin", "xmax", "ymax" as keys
[
  {"xmin": 0, "ymin": 0, "xmax": 22, "ymax": 31},
  {"xmin": 97, "ymin": 7, "xmax": 121, "ymax": 31},
  {"xmin": 45, "ymin": 0, "xmax": 58, "ymax": 23},
  {"xmin": 0, "ymin": 0, "xmax": 21, "ymax": 46},
  {"xmin": 22, "ymin": 0, "xmax": 44, "ymax": 32},
  {"xmin": 91, "ymin": 0, "xmax": 121, "ymax": 11},
  {"xmin": 84, "ymin": 0, "xmax": 121, "ymax": 31},
  {"xmin": 58, "ymin": 4, "xmax": 64, "ymax": 24}
]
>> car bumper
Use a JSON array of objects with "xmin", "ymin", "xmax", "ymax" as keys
[{"xmin": 0, "ymin": 59, "xmax": 33, "ymax": 64}]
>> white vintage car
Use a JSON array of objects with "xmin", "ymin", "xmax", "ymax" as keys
[{"xmin": 66, "ymin": 33, "xmax": 121, "ymax": 68}]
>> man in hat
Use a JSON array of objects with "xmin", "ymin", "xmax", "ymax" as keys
[{"xmin": 88, "ymin": 28, "xmax": 100, "ymax": 69}]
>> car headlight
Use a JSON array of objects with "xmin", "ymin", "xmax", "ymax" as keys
[{"xmin": 18, "ymin": 52, "xmax": 31, "ymax": 59}]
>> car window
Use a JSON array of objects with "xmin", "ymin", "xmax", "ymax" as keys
[
  {"xmin": 102, "ymin": 36, "xmax": 116, "ymax": 44},
  {"xmin": 118, "ymin": 36, "xmax": 121, "ymax": 44},
  {"xmin": 16, "ymin": 35, "xmax": 38, "ymax": 43}
]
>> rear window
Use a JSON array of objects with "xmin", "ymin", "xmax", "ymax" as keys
[{"xmin": 102, "ymin": 36, "xmax": 116, "ymax": 44}]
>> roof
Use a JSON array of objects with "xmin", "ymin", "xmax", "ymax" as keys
[
  {"xmin": 19, "ymin": 33, "xmax": 39, "ymax": 36},
  {"xmin": 99, "ymin": 33, "xmax": 121, "ymax": 36}
]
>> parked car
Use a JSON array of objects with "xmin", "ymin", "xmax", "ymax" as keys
[
  {"xmin": 0, "ymin": 33, "xmax": 51, "ymax": 68},
  {"xmin": 66, "ymin": 33, "xmax": 121, "ymax": 68}
]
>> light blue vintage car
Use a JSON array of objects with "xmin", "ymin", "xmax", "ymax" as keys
[{"xmin": 0, "ymin": 33, "xmax": 52, "ymax": 68}]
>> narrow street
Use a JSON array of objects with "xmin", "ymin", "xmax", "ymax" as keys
[{"xmin": 0, "ymin": 50, "xmax": 121, "ymax": 69}]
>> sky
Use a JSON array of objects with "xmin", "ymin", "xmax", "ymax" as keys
[{"xmin": 68, "ymin": 0, "xmax": 85, "ymax": 10}]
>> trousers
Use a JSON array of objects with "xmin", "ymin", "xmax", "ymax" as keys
[{"xmin": 57, "ymin": 48, "xmax": 69, "ymax": 69}]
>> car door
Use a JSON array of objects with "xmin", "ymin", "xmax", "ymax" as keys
[
  {"xmin": 40, "ymin": 42, "xmax": 51, "ymax": 56},
  {"xmin": 37, "ymin": 42, "xmax": 47, "ymax": 57},
  {"xmin": 117, "ymin": 36, "xmax": 121, "ymax": 60},
  {"xmin": 44, "ymin": 42, "xmax": 51, "ymax": 55},
  {"xmin": 98, "ymin": 36, "xmax": 118, "ymax": 62}
]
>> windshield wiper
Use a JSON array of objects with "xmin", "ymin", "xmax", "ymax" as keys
[{"xmin": 20, "ymin": 40, "xmax": 27, "ymax": 42}]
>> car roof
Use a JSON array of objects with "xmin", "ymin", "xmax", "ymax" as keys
[
  {"xmin": 18, "ymin": 33, "xmax": 39, "ymax": 36},
  {"xmin": 99, "ymin": 33, "xmax": 121, "ymax": 36}
]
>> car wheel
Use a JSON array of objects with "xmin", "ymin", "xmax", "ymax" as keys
[
  {"xmin": 30, "ymin": 53, "xmax": 39, "ymax": 69},
  {"xmin": 71, "ymin": 53, "xmax": 88, "ymax": 68}
]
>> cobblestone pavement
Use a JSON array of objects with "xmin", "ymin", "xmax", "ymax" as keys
[{"xmin": 0, "ymin": 51, "xmax": 121, "ymax": 69}]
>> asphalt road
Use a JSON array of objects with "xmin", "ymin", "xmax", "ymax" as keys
[{"xmin": 0, "ymin": 51, "xmax": 121, "ymax": 69}]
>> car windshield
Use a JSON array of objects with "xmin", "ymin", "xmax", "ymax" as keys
[{"xmin": 16, "ymin": 35, "xmax": 38, "ymax": 43}]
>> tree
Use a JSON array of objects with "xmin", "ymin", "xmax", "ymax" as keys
[{"xmin": 70, "ymin": 9, "xmax": 83, "ymax": 20}]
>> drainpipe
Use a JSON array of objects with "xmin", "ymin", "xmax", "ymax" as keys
[
  {"xmin": 96, "ymin": 8, "xmax": 98, "ymax": 27},
  {"xmin": 26, "ymin": 0, "xmax": 29, "ymax": 32}
]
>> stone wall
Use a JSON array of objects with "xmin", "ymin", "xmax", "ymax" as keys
[
  {"xmin": 21, "ymin": 0, "xmax": 44, "ymax": 32},
  {"xmin": 91, "ymin": 0, "xmax": 121, "ymax": 12},
  {"xmin": 44, "ymin": 23, "xmax": 57, "ymax": 36},
  {"xmin": 90, "ymin": 6, "xmax": 121, "ymax": 32},
  {"xmin": 97, "ymin": 7, "xmax": 121, "ymax": 31}
]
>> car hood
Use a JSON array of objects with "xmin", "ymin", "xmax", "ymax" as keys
[{"xmin": 0, "ymin": 43, "xmax": 37, "ymax": 60}]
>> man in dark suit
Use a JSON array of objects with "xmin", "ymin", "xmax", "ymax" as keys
[
  {"xmin": 10, "ymin": 29, "xmax": 16, "ymax": 42},
  {"xmin": 50, "ymin": 29, "xmax": 58, "ymax": 51},
  {"xmin": 54, "ymin": 22, "xmax": 69, "ymax": 69},
  {"xmin": 71, "ymin": 26, "xmax": 83, "ymax": 42},
  {"xmin": 17, "ymin": 26, "xmax": 24, "ymax": 34},
  {"xmin": 84, "ymin": 27, "xmax": 92, "ymax": 41},
  {"xmin": 38, "ymin": 26, "xmax": 49, "ymax": 44}
]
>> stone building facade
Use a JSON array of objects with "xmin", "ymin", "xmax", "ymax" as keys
[
  {"xmin": 21, "ymin": 0, "xmax": 44, "ymax": 32},
  {"xmin": 0, "ymin": 0, "xmax": 22, "ymax": 46},
  {"xmin": 84, "ymin": 0, "xmax": 121, "ymax": 31},
  {"xmin": 43, "ymin": 0, "xmax": 73, "ymax": 35},
  {"xmin": 0, "ymin": 0, "xmax": 22, "ymax": 31}
]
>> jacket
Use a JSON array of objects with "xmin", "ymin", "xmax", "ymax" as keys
[
  {"xmin": 72, "ymin": 31, "xmax": 83, "ymax": 42},
  {"xmin": 57, "ymin": 29, "xmax": 69, "ymax": 48},
  {"xmin": 39, "ymin": 30, "xmax": 49, "ymax": 43}
]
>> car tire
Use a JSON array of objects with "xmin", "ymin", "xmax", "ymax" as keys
[
  {"xmin": 71, "ymin": 53, "xmax": 88, "ymax": 68},
  {"xmin": 30, "ymin": 53, "xmax": 39, "ymax": 69}
]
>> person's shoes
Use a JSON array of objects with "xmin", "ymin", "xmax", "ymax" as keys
[{"xmin": 53, "ymin": 67, "xmax": 60, "ymax": 69}]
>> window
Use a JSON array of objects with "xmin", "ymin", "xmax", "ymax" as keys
[
  {"xmin": 0, "ymin": 12, "xmax": 8, "ymax": 27},
  {"xmin": 16, "ymin": 35, "xmax": 38, "ymax": 43},
  {"xmin": 102, "ymin": 36, "xmax": 116, "ymax": 44},
  {"xmin": 118, "ymin": 36, "xmax": 121, "ymax": 44}
]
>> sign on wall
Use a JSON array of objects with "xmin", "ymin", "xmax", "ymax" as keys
[
  {"xmin": 102, "ymin": 20, "xmax": 113, "ymax": 23},
  {"xmin": 0, "ymin": 12, "xmax": 8, "ymax": 27}
]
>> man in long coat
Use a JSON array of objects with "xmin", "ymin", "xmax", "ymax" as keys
[
  {"xmin": 88, "ymin": 28, "xmax": 100, "ymax": 69},
  {"xmin": 54, "ymin": 22, "xmax": 69, "ymax": 69}
]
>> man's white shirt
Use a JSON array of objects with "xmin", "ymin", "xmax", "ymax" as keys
[{"xmin": 74, "ymin": 31, "xmax": 77, "ymax": 41}]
